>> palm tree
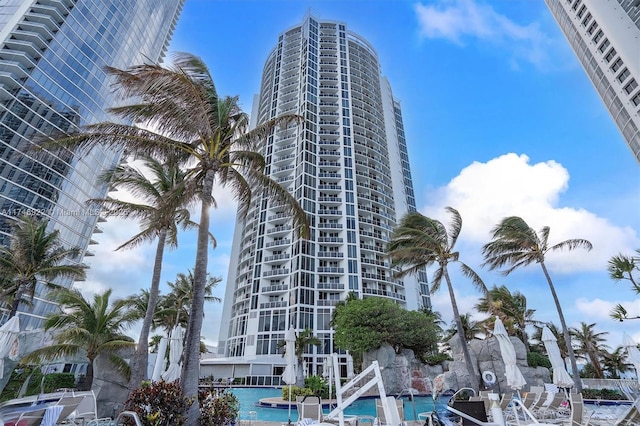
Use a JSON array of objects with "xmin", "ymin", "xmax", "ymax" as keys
[
  {"xmin": 94, "ymin": 156, "xmax": 202, "ymax": 391},
  {"xmin": 0, "ymin": 215, "xmax": 87, "ymax": 318},
  {"xmin": 475, "ymin": 285, "xmax": 538, "ymax": 351},
  {"xmin": 21, "ymin": 288, "xmax": 137, "ymax": 389},
  {"xmin": 608, "ymin": 249, "xmax": 640, "ymax": 321},
  {"xmin": 602, "ymin": 346, "xmax": 631, "ymax": 379},
  {"xmin": 159, "ymin": 270, "xmax": 221, "ymax": 333},
  {"xmin": 482, "ymin": 216, "xmax": 592, "ymax": 391},
  {"xmin": 46, "ymin": 52, "xmax": 309, "ymax": 421},
  {"xmin": 444, "ymin": 313, "xmax": 484, "ymax": 342},
  {"xmin": 386, "ymin": 208, "xmax": 486, "ymax": 391},
  {"xmin": 570, "ymin": 322, "xmax": 609, "ymax": 379},
  {"xmin": 278, "ymin": 327, "xmax": 321, "ymax": 387}
]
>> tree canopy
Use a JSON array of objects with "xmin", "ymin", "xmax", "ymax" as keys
[{"xmin": 332, "ymin": 297, "xmax": 439, "ymax": 360}]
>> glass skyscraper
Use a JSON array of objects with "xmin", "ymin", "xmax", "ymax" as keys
[
  {"xmin": 546, "ymin": 0, "xmax": 640, "ymax": 162},
  {"xmin": 217, "ymin": 16, "xmax": 429, "ymax": 382},
  {"xmin": 0, "ymin": 0, "xmax": 184, "ymax": 329}
]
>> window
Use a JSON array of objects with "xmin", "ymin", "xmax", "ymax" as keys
[
  {"xmin": 611, "ymin": 58, "xmax": 624, "ymax": 73},
  {"xmin": 592, "ymin": 29, "xmax": 604, "ymax": 44},
  {"xmin": 587, "ymin": 21, "xmax": 598, "ymax": 35},
  {"xmin": 604, "ymin": 48, "xmax": 617, "ymax": 63},
  {"xmin": 581, "ymin": 12, "xmax": 592, "ymax": 27},
  {"xmin": 632, "ymin": 93, "xmax": 640, "ymax": 107},
  {"xmin": 577, "ymin": 5, "xmax": 586, "ymax": 17},
  {"xmin": 598, "ymin": 39, "xmax": 610, "ymax": 53},
  {"xmin": 618, "ymin": 68, "xmax": 631, "ymax": 83},
  {"xmin": 625, "ymin": 79, "xmax": 638, "ymax": 95}
]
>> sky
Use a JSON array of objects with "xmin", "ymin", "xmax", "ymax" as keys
[{"xmin": 82, "ymin": 0, "xmax": 640, "ymax": 354}]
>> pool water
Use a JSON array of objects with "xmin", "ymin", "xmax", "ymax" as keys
[{"xmin": 230, "ymin": 387, "xmax": 448, "ymax": 422}]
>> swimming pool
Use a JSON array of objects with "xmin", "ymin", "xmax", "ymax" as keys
[{"xmin": 230, "ymin": 387, "xmax": 449, "ymax": 422}]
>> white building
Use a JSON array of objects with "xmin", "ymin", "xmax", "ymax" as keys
[
  {"xmin": 545, "ymin": 0, "xmax": 640, "ymax": 162},
  {"xmin": 216, "ymin": 16, "xmax": 429, "ymax": 385}
]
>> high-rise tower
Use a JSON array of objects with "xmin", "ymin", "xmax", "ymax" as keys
[
  {"xmin": 217, "ymin": 16, "xmax": 429, "ymax": 381},
  {"xmin": 545, "ymin": 0, "xmax": 640, "ymax": 162},
  {"xmin": 0, "ymin": 0, "xmax": 184, "ymax": 329}
]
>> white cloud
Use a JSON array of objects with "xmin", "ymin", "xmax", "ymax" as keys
[
  {"xmin": 420, "ymin": 153, "xmax": 639, "ymax": 275},
  {"xmin": 413, "ymin": 0, "xmax": 562, "ymax": 70},
  {"xmin": 576, "ymin": 297, "xmax": 640, "ymax": 322}
]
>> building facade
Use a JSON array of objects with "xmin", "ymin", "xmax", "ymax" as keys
[
  {"xmin": 0, "ymin": 0, "xmax": 184, "ymax": 329},
  {"xmin": 218, "ymin": 16, "xmax": 429, "ymax": 383},
  {"xmin": 545, "ymin": 0, "xmax": 640, "ymax": 162}
]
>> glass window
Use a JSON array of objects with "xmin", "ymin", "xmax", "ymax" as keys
[
  {"xmin": 604, "ymin": 48, "xmax": 617, "ymax": 63},
  {"xmin": 618, "ymin": 68, "xmax": 631, "ymax": 84},
  {"xmin": 598, "ymin": 39, "xmax": 610, "ymax": 53},
  {"xmin": 624, "ymin": 79, "xmax": 638, "ymax": 95},
  {"xmin": 611, "ymin": 58, "xmax": 624, "ymax": 73}
]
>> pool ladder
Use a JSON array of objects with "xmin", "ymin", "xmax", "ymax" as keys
[{"xmin": 397, "ymin": 388, "xmax": 418, "ymax": 421}]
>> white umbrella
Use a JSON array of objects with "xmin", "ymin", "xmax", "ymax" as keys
[
  {"xmin": 162, "ymin": 325, "xmax": 184, "ymax": 382},
  {"xmin": 493, "ymin": 317, "xmax": 526, "ymax": 391},
  {"xmin": 541, "ymin": 326, "xmax": 574, "ymax": 388},
  {"xmin": 151, "ymin": 336, "xmax": 168, "ymax": 381},
  {"xmin": 0, "ymin": 316, "xmax": 20, "ymax": 379},
  {"xmin": 346, "ymin": 353, "xmax": 355, "ymax": 379},
  {"xmin": 623, "ymin": 333, "xmax": 640, "ymax": 383},
  {"xmin": 281, "ymin": 326, "xmax": 296, "ymax": 425}
]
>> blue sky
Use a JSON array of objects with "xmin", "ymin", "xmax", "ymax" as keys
[{"xmin": 84, "ymin": 0, "xmax": 639, "ymax": 353}]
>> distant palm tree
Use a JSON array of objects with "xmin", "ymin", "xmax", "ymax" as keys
[
  {"xmin": 570, "ymin": 322, "xmax": 609, "ymax": 379},
  {"xmin": 22, "ymin": 288, "xmax": 136, "ymax": 389},
  {"xmin": 607, "ymin": 249, "xmax": 640, "ymax": 321},
  {"xmin": 475, "ymin": 285, "xmax": 538, "ymax": 351},
  {"xmin": 482, "ymin": 216, "xmax": 592, "ymax": 391},
  {"xmin": 386, "ymin": 208, "xmax": 486, "ymax": 391},
  {"xmin": 47, "ymin": 53, "xmax": 309, "ymax": 422},
  {"xmin": 0, "ymin": 215, "xmax": 87, "ymax": 318},
  {"xmin": 94, "ymin": 156, "xmax": 203, "ymax": 391},
  {"xmin": 602, "ymin": 346, "xmax": 631, "ymax": 379},
  {"xmin": 160, "ymin": 270, "xmax": 221, "ymax": 333},
  {"xmin": 444, "ymin": 313, "xmax": 484, "ymax": 343}
]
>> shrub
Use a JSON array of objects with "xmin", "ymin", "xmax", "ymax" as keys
[
  {"xmin": 304, "ymin": 375, "xmax": 330, "ymax": 399},
  {"xmin": 282, "ymin": 385, "xmax": 313, "ymax": 401},
  {"xmin": 582, "ymin": 388, "xmax": 624, "ymax": 400},
  {"xmin": 423, "ymin": 353, "xmax": 452, "ymax": 366},
  {"xmin": 199, "ymin": 389, "xmax": 239, "ymax": 426},
  {"xmin": 123, "ymin": 381, "xmax": 190, "ymax": 425},
  {"xmin": 527, "ymin": 352, "xmax": 551, "ymax": 369},
  {"xmin": 43, "ymin": 372, "xmax": 76, "ymax": 392}
]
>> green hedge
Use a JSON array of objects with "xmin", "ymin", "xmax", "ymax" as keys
[{"xmin": 581, "ymin": 388, "xmax": 625, "ymax": 400}]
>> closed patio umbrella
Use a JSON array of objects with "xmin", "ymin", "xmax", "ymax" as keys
[
  {"xmin": 282, "ymin": 326, "xmax": 297, "ymax": 425},
  {"xmin": 0, "ymin": 316, "xmax": 20, "ymax": 379},
  {"xmin": 623, "ymin": 333, "xmax": 640, "ymax": 383},
  {"xmin": 493, "ymin": 317, "xmax": 526, "ymax": 392},
  {"xmin": 346, "ymin": 353, "xmax": 355, "ymax": 379},
  {"xmin": 151, "ymin": 336, "xmax": 168, "ymax": 381},
  {"xmin": 542, "ymin": 326, "xmax": 574, "ymax": 388},
  {"xmin": 162, "ymin": 325, "xmax": 184, "ymax": 382}
]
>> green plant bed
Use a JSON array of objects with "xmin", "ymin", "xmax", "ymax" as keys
[{"xmin": 582, "ymin": 388, "xmax": 626, "ymax": 401}]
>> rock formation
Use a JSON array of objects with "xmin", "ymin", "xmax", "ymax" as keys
[{"xmin": 363, "ymin": 335, "xmax": 551, "ymax": 395}]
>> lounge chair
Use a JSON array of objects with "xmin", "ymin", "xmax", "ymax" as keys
[
  {"xmin": 375, "ymin": 397, "xmax": 406, "ymax": 426},
  {"xmin": 614, "ymin": 397, "xmax": 640, "ymax": 426},
  {"xmin": 12, "ymin": 407, "xmax": 48, "ymax": 426},
  {"xmin": 500, "ymin": 393, "xmax": 513, "ymax": 411},
  {"xmin": 297, "ymin": 395, "xmax": 324, "ymax": 424},
  {"xmin": 536, "ymin": 393, "xmax": 566, "ymax": 419}
]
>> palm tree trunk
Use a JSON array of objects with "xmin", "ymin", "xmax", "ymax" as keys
[
  {"xmin": 540, "ymin": 261, "xmax": 582, "ymax": 392},
  {"xmin": 443, "ymin": 267, "xmax": 480, "ymax": 391},
  {"xmin": 128, "ymin": 230, "xmax": 167, "ymax": 391},
  {"xmin": 8, "ymin": 285, "xmax": 24, "ymax": 318},
  {"xmin": 83, "ymin": 359, "xmax": 94, "ymax": 391},
  {"xmin": 182, "ymin": 169, "xmax": 214, "ymax": 425}
]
